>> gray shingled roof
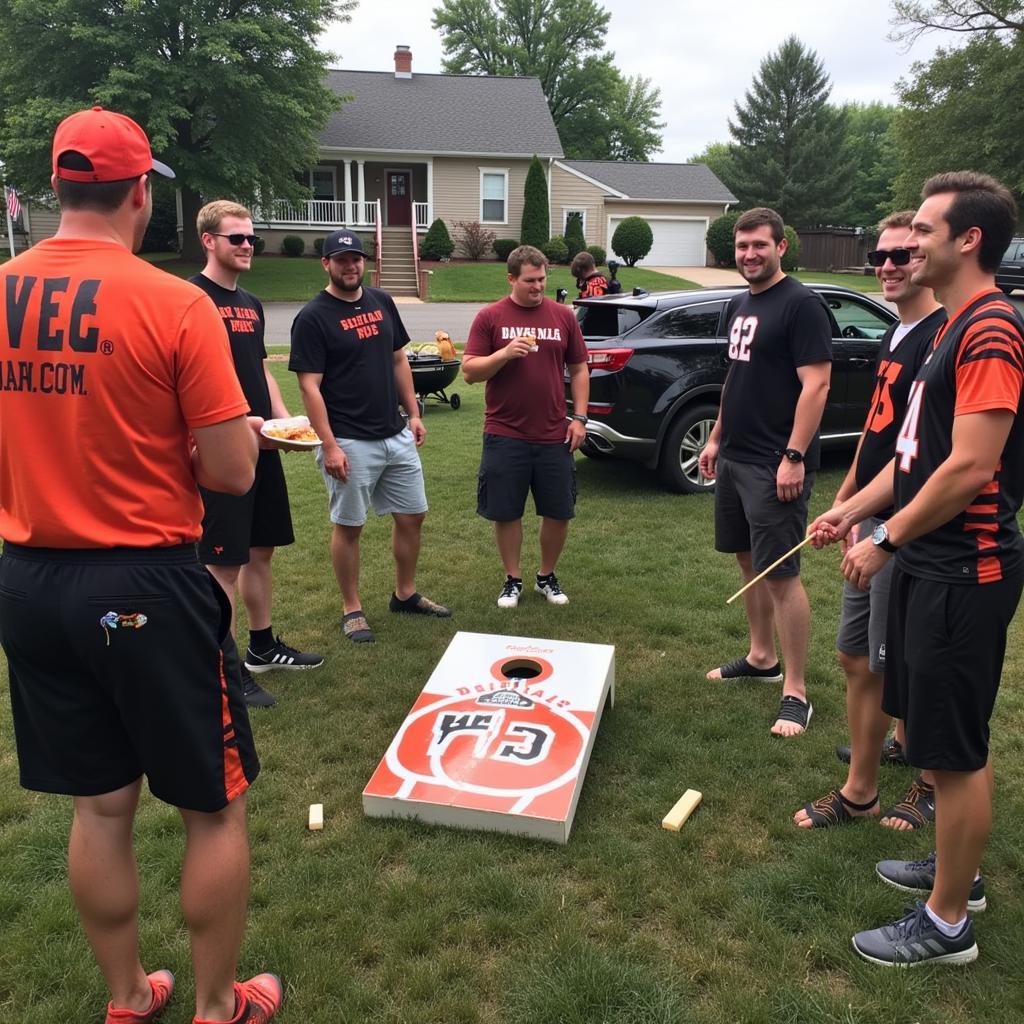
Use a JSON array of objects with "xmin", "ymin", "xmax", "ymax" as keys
[
  {"xmin": 561, "ymin": 160, "xmax": 737, "ymax": 203},
  {"xmin": 321, "ymin": 70, "xmax": 564, "ymax": 157}
]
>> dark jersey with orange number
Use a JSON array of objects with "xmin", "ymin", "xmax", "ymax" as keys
[
  {"xmin": 576, "ymin": 273, "xmax": 609, "ymax": 299},
  {"xmin": 894, "ymin": 290, "xmax": 1024, "ymax": 584},
  {"xmin": 854, "ymin": 308, "xmax": 946, "ymax": 513}
]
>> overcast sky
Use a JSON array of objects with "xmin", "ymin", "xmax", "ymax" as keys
[{"xmin": 318, "ymin": 0, "xmax": 951, "ymax": 162}]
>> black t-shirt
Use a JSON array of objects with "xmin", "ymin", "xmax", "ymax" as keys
[
  {"xmin": 719, "ymin": 276, "xmax": 833, "ymax": 470},
  {"xmin": 189, "ymin": 274, "xmax": 270, "ymax": 418},
  {"xmin": 288, "ymin": 286, "xmax": 409, "ymax": 440},
  {"xmin": 894, "ymin": 290, "xmax": 1024, "ymax": 584},
  {"xmin": 854, "ymin": 308, "xmax": 946, "ymax": 515}
]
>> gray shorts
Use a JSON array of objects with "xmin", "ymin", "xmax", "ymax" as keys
[
  {"xmin": 836, "ymin": 517, "xmax": 893, "ymax": 674},
  {"xmin": 316, "ymin": 428, "xmax": 428, "ymax": 527},
  {"xmin": 713, "ymin": 458, "xmax": 814, "ymax": 577}
]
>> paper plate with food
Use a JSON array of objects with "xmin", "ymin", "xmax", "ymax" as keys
[{"xmin": 260, "ymin": 415, "xmax": 322, "ymax": 451}]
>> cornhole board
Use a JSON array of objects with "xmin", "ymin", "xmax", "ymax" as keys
[{"xmin": 363, "ymin": 631, "xmax": 614, "ymax": 843}]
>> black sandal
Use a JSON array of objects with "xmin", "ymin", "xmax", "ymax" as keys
[
  {"xmin": 800, "ymin": 788, "xmax": 880, "ymax": 828},
  {"xmin": 772, "ymin": 695, "xmax": 812, "ymax": 735},
  {"xmin": 881, "ymin": 776, "xmax": 935, "ymax": 829},
  {"xmin": 712, "ymin": 656, "xmax": 783, "ymax": 682}
]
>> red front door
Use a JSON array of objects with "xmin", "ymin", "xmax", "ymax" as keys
[{"xmin": 386, "ymin": 171, "xmax": 411, "ymax": 225}]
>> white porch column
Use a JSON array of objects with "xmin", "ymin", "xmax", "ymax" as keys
[
  {"xmin": 342, "ymin": 159, "xmax": 353, "ymax": 224},
  {"xmin": 426, "ymin": 158, "xmax": 433, "ymax": 226},
  {"xmin": 357, "ymin": 160, "xmax": 366, "ymax": 224}
]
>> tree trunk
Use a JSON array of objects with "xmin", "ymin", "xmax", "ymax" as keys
[{"xmin": 178, "ymin": 184, "xmax": 204, "ymax": 262}]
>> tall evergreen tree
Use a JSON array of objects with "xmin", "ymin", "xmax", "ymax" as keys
[
  {"xmin": 727, "ymin": 36, "xmax": 851, "ymax": 226},
  {"xmin": 0, "ymin": 0, "xmax": 354, "ymax": 260},
  {"xmin": 521, "ymin": 155, "xmax": 549, "ymax": 249}
]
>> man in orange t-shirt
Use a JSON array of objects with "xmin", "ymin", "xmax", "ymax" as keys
[{"xmin": 0, "ymin": 108, "xmax": 281, "ymax": 1023}]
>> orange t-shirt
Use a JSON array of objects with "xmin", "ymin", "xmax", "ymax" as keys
[{"xmin": 0, "ymin": 239, "xmax": 249, "ymax": 547}]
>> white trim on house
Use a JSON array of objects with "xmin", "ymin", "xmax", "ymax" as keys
[
  {"xmin": 562, "ymin": 207, "xmax": 588, "ymax": 235},
  {"xmin": 609, "ymin": 197, "xmax": 731, "ymax": 207},
  {"xmin": 479, "ymin": 166, "xmax": 509, "ymax": 225},
  {"xmin": 553, "ymin": 160, "xmax": 628, "ymax": 199},
  {"xmin": 319, "ymin": 146, "xmax": 560, "ymax": 160},
  {"xmin": 426, "ymin": 157, "xmax": 434, "ymax": 227}
]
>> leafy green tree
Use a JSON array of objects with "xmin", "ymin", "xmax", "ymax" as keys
[
  {"xmin": 840, "ymin": 102, "xmax": 901, "ymax": 228},
  {"xmin": 564, "ymin": 211, "xmax": 586, "ymax": 260},
  {"xmin": 727, "ymin": 35, "xmax": 851, "ymax": 226},
  {"xmin": 689, "ymin": 142, "xmax": 741, "ymax": 197},
  {"xmin": 0, "ymin": 0, "xmax": 353, "ymax": 260},
  {"xmin": 781, "ymin": 225, "xmax": 801, "ymax": 271},
  {"xmin": 432, "ymin": 0, "xmax": 663, "ymax": 160},
  {"xmin": 521, "ymin": 155, "xmax": 549, "ymax": 249},
  {"xmin": 891, "ymin": 0, "xmax": 1024, "ymax": 43},
  {"xmin": 610, "ymin": 216, "xmax": 653, "ymax": 266},
  {"xmin": 705, "ymin": 211, "xmax": 741, "ymax": 267}
]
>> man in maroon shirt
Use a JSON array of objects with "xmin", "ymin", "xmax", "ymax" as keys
[{"xmin": 463, "ymin": 245, "xmax": 590, "ymax": 607}]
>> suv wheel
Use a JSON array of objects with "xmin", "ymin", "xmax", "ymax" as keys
[{"xmin": 659, "ymin": 403, "xmax": 718, "ymax": 494}]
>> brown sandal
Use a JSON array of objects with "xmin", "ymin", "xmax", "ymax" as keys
[
  {"xmin": 799, "ymin": 788, "xmax": 879, "ymax": 828},
  {"xmin": 881, "ymin": 776, "xmax": 935, "ymax": 829}
]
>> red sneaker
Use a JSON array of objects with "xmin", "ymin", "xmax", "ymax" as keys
[
  {"xmin": 105, "ymin": 969, "xmax": 174, "ymax": 1023},
  {"xmin": 193, "ymin": 974, "xmax": 283, "ymax": 1024}
]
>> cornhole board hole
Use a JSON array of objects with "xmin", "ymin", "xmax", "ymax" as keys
[{"xmin": 363, "ymin": 631, "xmax": 614, "ymax": 843}]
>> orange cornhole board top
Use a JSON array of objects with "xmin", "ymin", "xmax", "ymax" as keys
[{"xmin": 363, "ymin": 631, "xmax": 615, "ymax": 843}]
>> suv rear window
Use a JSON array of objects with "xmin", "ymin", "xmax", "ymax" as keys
[
  {"xmin": 642, "ymin": 303, "xmax": 724, "ymax": 339},
  {"xmin": 575, "ymin": 304, "xmax": 648, "ymax": 339}
]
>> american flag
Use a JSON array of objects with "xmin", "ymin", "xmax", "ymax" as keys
[{"xmin": 5, "ymin": 186, "xmax": 20, "ymax": 220}]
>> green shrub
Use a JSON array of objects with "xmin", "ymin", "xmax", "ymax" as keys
[
  {"xmin": 585, "ymin": 244, "xmax": 606, "ymax": 266},
  {"xmin": 782, "ymin": 225, "xmax": 801, "ymax": 272},
  {"xmin": 455, "ymin": 221, "xmax": 497, "ymax": 260},
  {"xmin": 706, "ymin": 211, "xmax": 741, "ymax": 267},
  {"xmin": 543, "ymin": 235, "xmax": 569, "ymax": 264},
  {"xmin": 359, "ymin": 233, "xmax": 376, "ymax": 259},
  {"xmin": 313, "ymin": 237, "xmax": 326, "ymax": 256},
  {"xmin": 281, "ymin": 235, "xmax": 305, "ymax": 257},
  {"xmin": 521, "ymin": 155, "xmax": 549, "ymax": 249},
  {"xmin": 493, "ymin": 238, "xmax": 520, "ymax": 262},
  {"xmin": 564, "ymin": 212, "xmax": 586, "ymax": 261},
  {"xmin": 253, "ymin": 236, "xmax": 266, "ymax": 256},
  {"xmin": 610, "ymin": 217, "xmax": 653, "ymax": 266},
  {"xmin": 421, "ymin": 218, "xmax": 455, "ymax": 261}
]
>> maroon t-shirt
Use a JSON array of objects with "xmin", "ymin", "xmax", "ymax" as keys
[{"xmin": 465, "ymin": 296, "xmax": 588, "ymax": 443}]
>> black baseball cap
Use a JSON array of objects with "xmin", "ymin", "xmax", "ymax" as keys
[{"xmin": 322, "ymin": 230, "xmax": 372, "ymax": 259}]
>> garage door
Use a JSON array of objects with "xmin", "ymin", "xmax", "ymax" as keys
[{"xmin": 609, "ymin": 217, "xmax": 706, "ymax": 267}]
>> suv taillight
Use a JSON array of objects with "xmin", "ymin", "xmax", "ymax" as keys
[{"xmin": 587, "ymin": 347, "xmax": 633, "ymax": 372}]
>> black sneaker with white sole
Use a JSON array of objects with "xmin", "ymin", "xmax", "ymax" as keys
[
  {"xmin": 876, "ymin": 851, "xmax": 986, "ymax": 911},
  {"xmin": 242, "ymin": 668, "xmax": 277, "ymax": 708},
  {"xmin": 245, "ymin": 635, "xmax": 324, "ymax": 673},
  {"xmin": 497, "ymin": 576, "xmax": 523, "ymax": 609},
  {"xmin": 852, "ymin": 901, "xmax": 978, "ymax": 966},
  {"xmin": 535, "ymin": 572, "xmax": 569, "ymax": 605}
]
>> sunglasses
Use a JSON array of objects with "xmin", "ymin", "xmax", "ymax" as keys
[
  {"xmin": 210, "ymin": 232, "xmax": 261, "ymax": 247},
  {"xmin": 866, "ymin": 248, "xmax": 911, "ymax": 267}
]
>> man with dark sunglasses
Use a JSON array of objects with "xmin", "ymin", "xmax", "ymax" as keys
[
  {"xmin": 191, "ymin": 201, "xmax": 323, "ymax": 708},
  {"xmin": 794, "ymin": 210, "xmax": 944, "ymax": 831}
]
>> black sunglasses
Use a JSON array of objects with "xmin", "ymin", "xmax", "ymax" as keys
[
  {"xmin": 867, "ymin": 248, "xmax": 911, "ymax": 267},
  {"xmin": 210, "ymin": 232, "xmax": 261, "ymax": 247}
]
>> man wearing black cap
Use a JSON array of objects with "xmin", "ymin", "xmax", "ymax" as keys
[
  {"xmin": 0, "ymin": 108, "xmax": 281, "ymax": 1023},
  {"xmin": 290, "ymin": 230, "xmax": 450, "ymax": 643}
]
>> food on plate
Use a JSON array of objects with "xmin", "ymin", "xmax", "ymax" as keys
[{"xmin": 265, "ymin": 424, "xmax": 320, "ymax": 442}]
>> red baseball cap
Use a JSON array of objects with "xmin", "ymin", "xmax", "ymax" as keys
[{"xmin": 52, "ymin": 106, "xmax": 175, "ymax": 183}]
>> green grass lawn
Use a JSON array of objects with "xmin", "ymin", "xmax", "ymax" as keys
[
  {"xmin": 2, "ymin": 374, "xmax": 1024, "ymax": 1023},
  {"xmin": 791, "ymin": 270, "xmax": 882, "ymax": 293},
  {"xmin": 426, "ymin": 263, "xmax": 696, "ymax": 302},
  {"xmin": 143, "ymin": 254, "xmax": 341, "ymax": 301}
]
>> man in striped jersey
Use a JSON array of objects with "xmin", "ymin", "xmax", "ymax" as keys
[{"xmin": 811, "ymin": 171, "xmax": 1024, "ymax": 966}]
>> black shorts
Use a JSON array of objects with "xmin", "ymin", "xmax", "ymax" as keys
[
  {"xmin": 199, "ymin": 449, "xmax": 294, "ymax": 565},
  {"xmin": 713, "ymin": 458, "xmax": 814, "ymax": 577},
  {"xmin": 883, "ymin": 564, "xmax": 1023, "ymax": 772},
  {"xmin": 0, "ymin": 543, "xmax": 259, "ymax": 812},
  {"xmin": 476, "ymin": 433, "xmax": 577, "ymax": 522}
]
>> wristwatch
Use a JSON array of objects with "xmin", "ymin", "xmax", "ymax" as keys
[
  {"xmin": 777, "ymin": 448, "xmax": 803, "ymax": 463},
  {"xmin": 570, "ymin": 413, "xmax": 589, "ymax": 425},
  {"xmin": 871, "ymin": 522, "xmax": 898, "ymax": 553}
]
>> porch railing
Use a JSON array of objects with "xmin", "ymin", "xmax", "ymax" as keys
[
  {"xmin": 413, "ymin": 202, "xmax": 429, "ymax": 229},
  {"xmin": 256, "ymin": 199, "xmax": 380, "ymax": 227}
]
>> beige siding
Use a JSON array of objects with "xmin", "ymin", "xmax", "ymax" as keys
[
  {"xmin": 432, "ymin": 156, "xmax": 535, "ymax": 255},
  {"xmin": 28, "ymin": 204, "xmax": 60, "ymax": 245},
  {"xmin": 605, "ymin": 201, "xmax": 731, "ymax": 267},
  {"xmin": 549, "ymin": 165, "xmax": 610, "ymax": 248}
]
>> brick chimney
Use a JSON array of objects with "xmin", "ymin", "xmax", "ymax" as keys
[{"xmin": 394, "ymin": 45, "xmax": 412, "ymax": 79}]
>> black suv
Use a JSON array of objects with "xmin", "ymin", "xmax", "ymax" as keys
[
  {"xmin": 569, "ymin": 284, "xmax": 896, "ymax": 493},
  {"xmin": 996, "ymin": 238, "xmax": 1024, "ymax": 294}
]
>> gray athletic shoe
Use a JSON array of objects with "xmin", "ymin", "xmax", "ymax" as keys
[
  {"xmin": 852, "ymin": 901, "xmax": 978, "ymax": 966},
  {"xmin": 876, "ymin": 851, "xmax": 986, "ymax": 912}
]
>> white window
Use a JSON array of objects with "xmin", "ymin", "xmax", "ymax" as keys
[
  {"xmin": 563, "ymin": 209, "xmax": 587, "ymax": 235},
  {"xmin": 300, "ymin": 166, "xmax": 337, "ymax": 200},
  {"xmin": 480, "ymin": 169, "xmax": 508, "ymax": 224}
]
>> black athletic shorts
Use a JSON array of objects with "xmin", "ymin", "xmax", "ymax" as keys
[
  {"xmin": 476, "ymin": 432, "xmax": 577, "ymax": 522},
  {"xmin": 0, "ymin": 543, "xmax": 259, "ymax": 812},
  {"xmin": 713, "ymin": 458, "xmax": 814, "ymax": 577},
  {"xmin": 883, "ymin": 563, "xmax": 1023, "ymax": 772},
  {"xmin": 199, "ymin": 449, "xmax": 294, "ymax": 565}
]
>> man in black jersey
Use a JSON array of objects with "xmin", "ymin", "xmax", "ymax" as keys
[
  {"xmin": 812, "ymin": 172, "xmax": 1024, "ymax": 966},
  {"xmin": 699, "ymin": 208, "xmax": 832, "ymax": 738},
  {"xmin": 794, "ymin": 211, "xmax": 945, "ymax": 830},
  {"xmin": 192, "ymin": 201, "xmax": 323, "ymax": 708},
  {"xmin": 290, "ymin": 231, "xmax": 450, "ymax": 643}
]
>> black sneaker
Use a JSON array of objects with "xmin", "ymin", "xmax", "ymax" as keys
[
  {"xmin": 835, "ymin": 734, "xmax": 910, "ymax": 767},
  {"xmin": 242, "ymin": 668, "xmax": 277, "ymax": 708},
  {"xmin": 245, "ymin": 635, "xmax": 324, "ymax": 673},
  {"xmin": 535, "ymin": 572, "xmax": 569, "ymax": 605},
  {"xmin": 852, "ymin": 900, "xmax": 978, "ymax": 966},
  {"xmin": 876, "ymin": 851, "xmax": 986, "ymax": 911}
]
